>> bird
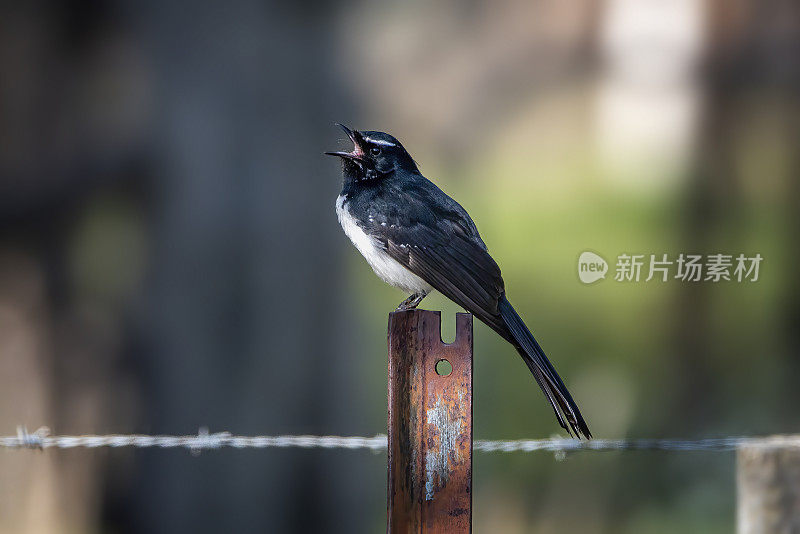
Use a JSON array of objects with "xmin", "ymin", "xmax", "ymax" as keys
[{"xmin": 326, "ymin": 124, "xmax": 591, "ymax": 439}]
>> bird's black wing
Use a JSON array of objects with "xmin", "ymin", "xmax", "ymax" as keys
[
  {"xmin": 366, "ymin": 181, "xmax": 507, "ymax": 333},
  {"xmin": 365, "ymin": 178, "xmax": 591, "ymax": 438}
]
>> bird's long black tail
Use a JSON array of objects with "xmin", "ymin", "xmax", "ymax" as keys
[{"xmin": 498, "ymin": 295, "xmax": 592, "ymax": 439}]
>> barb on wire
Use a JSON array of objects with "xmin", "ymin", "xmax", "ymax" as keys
[{"xmin": 2, "ymin": 427, "xmax": 799, "ymax": 454}]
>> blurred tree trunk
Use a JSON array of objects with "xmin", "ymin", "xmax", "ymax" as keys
[
  {"xmin": 669, "ymin": 1, "xmax": 740, "ymax": 429},
  {"xmin": 0, "ymin": 3, "xmax": 147, "ymax": 533},
  {"xmin": 123, "ymin": 1, "xmax": 369, "ymax": 533},
  {"xmin": 672, "ymin": 0, "xmax": 800, "ymax": 430},
  {"xmin": 770, "ymin": 2, "xmax": 800, "ymax": 410}
]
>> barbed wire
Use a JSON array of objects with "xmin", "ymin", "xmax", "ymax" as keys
[{"xmin": 3, "ymin": 427, "xmax": 799, "ymax": 454}]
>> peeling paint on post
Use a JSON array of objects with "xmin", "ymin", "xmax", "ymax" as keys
[{"xmin": 388, "ymin": 310, "xmax": 472, "ymax": 533}]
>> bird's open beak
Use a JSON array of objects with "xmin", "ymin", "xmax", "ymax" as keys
[{"xmin": 325, "ymin": 123, "xmax": 366, "ymax": 163}]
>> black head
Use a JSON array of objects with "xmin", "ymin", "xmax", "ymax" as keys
[{"xmin": 325, "ymin": 124, "xmax": 419, "ymax": 181}]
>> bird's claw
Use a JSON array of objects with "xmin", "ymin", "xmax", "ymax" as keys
[{"xmin": 395, "ymin": 291, "xmax": 429, "ymax": 311}]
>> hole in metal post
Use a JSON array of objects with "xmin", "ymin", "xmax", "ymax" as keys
[{"xmin": 435, "ymin": 359, "xmax": 452, "ymax": 376}]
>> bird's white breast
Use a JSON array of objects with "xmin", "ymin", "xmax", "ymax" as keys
[{"xmin": 336, "ymin": 195, "xmax": 432, "ymax": 294}]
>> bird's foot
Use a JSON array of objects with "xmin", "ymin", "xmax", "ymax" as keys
[{"xmin": 395, "ymin": 291, "xmax": 429, "ymax": 311}]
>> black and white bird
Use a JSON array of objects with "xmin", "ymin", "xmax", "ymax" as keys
[{"xmin": 326, "ymin": 125, "xmax": 591, "ymax": 439}]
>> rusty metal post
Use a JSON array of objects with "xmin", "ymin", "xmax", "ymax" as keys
[{"xmin": 387, "ymin": 309, "xmax": 473, "ymax": 533}]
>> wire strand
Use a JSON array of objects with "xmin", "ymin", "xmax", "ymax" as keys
[{"xmin": 3, "ymin": 427, "xmax": 799, "ymax": 454}]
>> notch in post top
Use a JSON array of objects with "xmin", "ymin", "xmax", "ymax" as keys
[{"xmin": 388, "ymin": 309, "xmax": 472, "ymax": 349}]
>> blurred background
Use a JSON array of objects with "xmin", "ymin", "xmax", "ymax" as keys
[{"xmin": 0, "ymin": 0, "xmax": 798, "ymax": 532}]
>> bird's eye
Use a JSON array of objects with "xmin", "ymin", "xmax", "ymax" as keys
[{"xmin": 370, "ymin": 146, "xmax": 381, "ymax": 156}]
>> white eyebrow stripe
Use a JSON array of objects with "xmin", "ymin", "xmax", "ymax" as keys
[{"xmin": 363, "ymin": 137, "xmax": 396, "ymax": 147}]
